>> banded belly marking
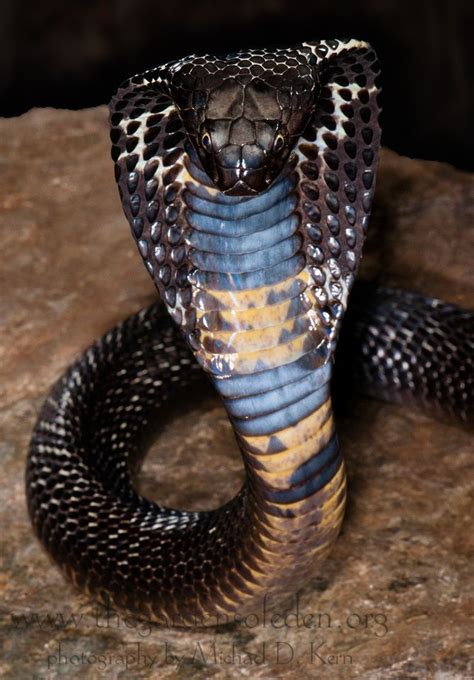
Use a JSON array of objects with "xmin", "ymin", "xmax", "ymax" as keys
[{"xmin": 183, "ymin": 153, "xmax": 344, "ymax": 515}]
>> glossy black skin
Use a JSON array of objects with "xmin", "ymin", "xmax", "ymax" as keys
[{"xmin": 170, "ymin": 63, "xmax": 319, "ymax": 195}]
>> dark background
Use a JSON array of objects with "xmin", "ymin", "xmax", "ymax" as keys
[{"xmin": 2, "ymin": 0, "xmax": 472, "ymax": 170}]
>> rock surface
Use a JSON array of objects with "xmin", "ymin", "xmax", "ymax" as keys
[{"xmin": 0, "ymin": 107, "xmax": 473, "ymax": 679}]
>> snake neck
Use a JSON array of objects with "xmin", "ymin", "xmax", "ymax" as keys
[{"xmin": 177, "ymin": 160, "xmax": 346, "ymax": 606}]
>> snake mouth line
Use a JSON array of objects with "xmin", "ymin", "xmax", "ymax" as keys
[{"xmin": 209, "ymin": 153, "xmax": 270, "ymax": 196}]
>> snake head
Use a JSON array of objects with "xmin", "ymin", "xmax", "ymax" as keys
[{"xmin": 170, "ymin": 52, "xmax": 319, "ymax": 195}]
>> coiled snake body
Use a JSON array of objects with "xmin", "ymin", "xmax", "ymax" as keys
[{"xmin": 26, "ymin": 39, "xmax": 473, "ymax": 626}]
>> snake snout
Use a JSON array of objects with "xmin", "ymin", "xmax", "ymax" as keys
[{"xmin": 214, "ymin": 142, "xmax": 271, "ymax": 195}]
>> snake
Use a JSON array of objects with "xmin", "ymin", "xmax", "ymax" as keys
[{"xmin": 26, "ymin": 38, "xmax": 473, "ymax": 627}]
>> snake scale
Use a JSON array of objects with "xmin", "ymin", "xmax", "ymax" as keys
[{"xmin": 26, "ymin": 39, "xmax": 473, "ymax": 626}]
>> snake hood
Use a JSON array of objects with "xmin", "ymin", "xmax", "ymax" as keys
[{"xmin": 169, "ymin": 49, "xmax": 320, "ymax": 195}]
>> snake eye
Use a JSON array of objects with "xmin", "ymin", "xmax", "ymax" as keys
[
  {"xmin": 201, "ymin": 132, "xmax": 212, "ymax": 151},
  {"xmin": 273, "ymin": 133, "xmax": 285, "ymax": 152}
]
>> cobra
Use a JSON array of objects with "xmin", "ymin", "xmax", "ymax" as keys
[{"xmin": 26, "ymin": 39, "xmax": 473, "ymax": 626}]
